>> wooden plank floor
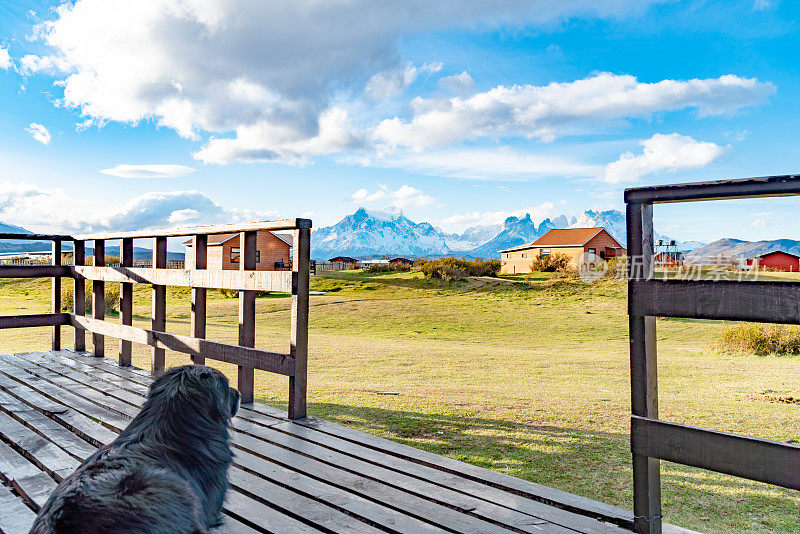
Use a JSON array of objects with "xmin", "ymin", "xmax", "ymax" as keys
[{"xmin": 0, "ymin": 351, "xmax": 692, "ymax": 534}]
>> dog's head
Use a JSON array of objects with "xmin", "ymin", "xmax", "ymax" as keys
[{"xmin": 149, "ymin": 365, "xmax": 240, "ymax": 424}]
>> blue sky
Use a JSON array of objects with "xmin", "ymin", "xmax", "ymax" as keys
[{"xmin": 1, "ymin": 0, "xmax": 798, "ymax": 243}]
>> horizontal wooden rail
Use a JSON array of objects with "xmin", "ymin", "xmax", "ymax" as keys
[
  {"xmin": 72, "ymin": 266, "xmax": 294, "ymax": 293},
  {"xmin": 0, "ymin": 313, "xmax": 71, "ymax": 329},
  {"xmin": 70, "ymin": 315, "xmax": 295, "ymax": 376},
  {"xmin": 624, "ymin": 174, "xmax": 800, "ymax": 204},
  {"xmin": 629, "ymin": 279, "xmax": 800, "ymax": 324},
  {"xmin": 631, "ymin": 416, "xmax": 800, "ymax": 490},
  {"xmin": 0, "ymin": 265, "xmax": 70, "ymax": 278},
  {"xmin": 72, "ymin": 218, "xmax": 311, "ymax": 241}
]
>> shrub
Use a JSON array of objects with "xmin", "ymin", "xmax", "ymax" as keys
[
  {"xmin": 530, "ymin": 253, "xmax": 572, "ymax": 273},
  {"xmin": 61, "ymin": 279, "xmax": 120, "ymax": 314},
  {"xmin": 716, "ymin": 323, "xmax": 800, "ymax": 356},
  {"xmin": 417, "ymin": 258, "xmax": 500, "ymax": 281},
  {"xmin": 365, "ymin": 263, "xmax": 411, "ymax": 274}
]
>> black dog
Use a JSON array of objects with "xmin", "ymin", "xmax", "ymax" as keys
[{"xmin": 30, "ymin": 365, "xmax": 240, "ymax": 534}]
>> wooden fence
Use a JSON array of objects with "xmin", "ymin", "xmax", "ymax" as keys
[
  {"xmin": 0, "ymin": 219, "xmax": 311, "ymax": 418},
  {"xmin": 625, "ymin": 174, "xmax": 800, "ymax": 534}
]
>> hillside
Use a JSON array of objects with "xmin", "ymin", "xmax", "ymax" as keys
[{"xmin": 687, "ymin": 238, "xmax": 800, "ymax": 261}]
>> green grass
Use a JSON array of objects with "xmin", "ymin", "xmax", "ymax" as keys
[{"xmin": 0, "ymin": 272, "xmax": 798, "ymax": 532}]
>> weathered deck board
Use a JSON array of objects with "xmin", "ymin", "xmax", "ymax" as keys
[{"xmin": 0, "ymin": 351, "xmax": 691, "ymax": 534}]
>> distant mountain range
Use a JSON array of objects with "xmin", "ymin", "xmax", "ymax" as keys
[
  {"xmin": 0, "ymin": 223, "xmax": 184, "ymax": 260},
  {"xmin": 687, "ymin": 238, "xmax": 800, "ymax": 261}
]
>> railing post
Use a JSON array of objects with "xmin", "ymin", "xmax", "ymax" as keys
[
  {"xmin": 151, "ymin": 236, "xmax": 167, "ymax": 376},
  {"xmin": 289, "ymin": 227, "xmax": 310, "ymax": 420},
  {"xmin": 627, "ymin": 202, "xmax": 661, "ymax": 534},
  {"xmin": 119, "ymin": 238, "xmax": 133, "ymax": 366},
  {"xmin": 73, "ymin": 240, "xmax": 85, "ymax": 351},
  {"xmin": 92, "ymin": 240, "xmax": 105, "ymax": 357},
  {"xmin": 191, "ymin": 234, "xmax": 207, "ymax": 365},
  {"xmin": 238, "ymin": 231, "xmax": 257, "ymax": 403},
  {"xmin": 51, "ymin": 240, "xmax": 61, "ymax": 351}
]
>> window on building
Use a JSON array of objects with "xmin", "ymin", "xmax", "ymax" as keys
[
  {"xmin": 521, "ymin": 253, "xmax": 526, "ymax": 258},
  {"xmin": 540, "ymin": 249, "xmax": 550, "ymax": 256},
  {"xmin": 588, "ymin": 248, "xmax": 597, "ymax": 260},
  {"xmin": 231, "ymin": 248, "xmax": 260, "ymax": 263}
]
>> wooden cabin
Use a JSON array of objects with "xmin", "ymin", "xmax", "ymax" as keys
[
  {"xmin": 745, "ymin": 250, "xmax": 800, "ymax": 271},
  {"xmin": 184, "ymin": 231, "xmax": 292, "ymax": 270},
  {"xmin": 499, "ymin": 227, "xmax": 626, "ymax": 274},
  {"xmin": 655, "ymin": 251, "xmax": 684, "ymax": 267},
  {"xmin": 389, "ymin": 257, "xmax": 413, "ymax": 266}
]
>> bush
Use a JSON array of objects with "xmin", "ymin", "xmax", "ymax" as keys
[
  {"xmin": 416, "ymin": 258, "xmax": 500, "ymax": 282},
  {"xmin": 716, "ymin": 323, "xmax": 800, "ymax": 356},
  {"xmin": 365, "ymin": 263, "xmax": 411, "ymax": 274},
  {"xmin": 61, "ymin": 279, "xmax": 120, "ymax": 314},
  {"xmin": 530, "ymin": 253, "xmax": 572, "ymax": 273}
]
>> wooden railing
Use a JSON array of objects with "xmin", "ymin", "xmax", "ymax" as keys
[
  {"xmin": 625, "ymin": 174, "xmax": 800, "ymax": 534},
  {"xmin": 0, "ymin": 218, "xmax": 312, "ymax": 418}
]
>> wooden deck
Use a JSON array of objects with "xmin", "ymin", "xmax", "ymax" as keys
[{"xmin": 0, "ymin": 350, "xmax": 663, "ymax": 534}]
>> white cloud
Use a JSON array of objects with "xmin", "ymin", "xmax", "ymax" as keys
[
  {"xmin": 371, "ymin": 147, "xmax": 600, "ymax": 181},
  {"xmin": 750, "ymin": 218, "xmax": 767, "ymax": 228},
  {"xmin": 375, "ymin": 73, "xmax": 774, "ymax": 150},
  {"xmin": 26, "ymin": 0, "xmax": 666, "ymax": 164},
  {"xmin": 350, "ymin": 184, "xmax": 434, "ymax": 210},
  {"xmin": 439, "ymin": 71, "xmax": 475, "ymax": 95},
  {"xmin": 0, "ymin": 47, "xmax": 11, "ymax": 70},
  {"xmin": 753, "ymin": 0, "xmax": 774, "ymax": 10},
  {"xmin": 99, "ymin": 164, "xmax": 197, "ymax": 178},
  {"xmin": 25, "ymin": 123, "xmax": 51, "ymax": 145},
  {"xmin": 0, "ymin": 183, "xmax": 278, "ymax": 233},
  {"xmin": 602, "ymin": 133, "xmax": 727, "ymax": 184},
  {"xmin": 365, "ymin": 62, "xmax": 442, "ymax": 100}
]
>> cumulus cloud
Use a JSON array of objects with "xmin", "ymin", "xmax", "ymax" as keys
[
  {"xmin": 372, "ymin": 147, "xmax": 599, "ymax": 180},
  {"xmin": 25, "ymin": 0, "xmax": 666, "ymax": 164},
  {"xmin": 99, "ymin": 164, "xmax": 197, "ymax": 179},
  {"xmin": 0, "ymin": 183, "xmax": 277, "ymax": 233},
  {"xmin": 375, "ymin": 73, "xmax": 774, "ymax": 150},
  {"xmin": 439, "ymin": 71, "xmax": 475, "ymax": 95},
  {"xmin": 25, "ymin": 123, "xmax": 51, "ymax": 145},
  {"xmin": 0, "ymin": 47, "xmax": 11, "ymax": 70},
  {"xmin": 66, "ymin": 190, "xmax": 279, "ymax": 232},
  {"xmin": 351, "ymin": 184, "xmax": 434, "ymax": 210},
  {"xmin": 602, "ymin": 133, "xmax": 728, "ymax": 184}
]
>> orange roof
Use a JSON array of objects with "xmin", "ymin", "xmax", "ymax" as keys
[{"xmin": 499, "ymin": 227, "xmax": 623, "ymax": 253}]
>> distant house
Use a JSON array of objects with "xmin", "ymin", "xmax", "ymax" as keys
[
  {"xmin": 655, "ymin": 251, "xmax": 684, "ymax": 267},
  {"xmin": 328, "ymin": 256, "xmax": 359, "ymax": 269},
  {"xmin": 745, "ymin": 251, "xmax": 800, "ymax": 272},
  {"xmin": 183, "ymin": 232, "xmax": 292, "ymax": 270},
  {"xmin": 499, "ymin": 227, "xmax": 625, "ymax": 275},
  {"xmin": 389, "ymin": 257, "xmax": 413, "ymax": 266}
]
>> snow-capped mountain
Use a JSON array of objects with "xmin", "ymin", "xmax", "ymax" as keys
[
  {"xmin": 311, "ymin": 208, "xmax": 451, "ymax": 259},
  {"xmin": 571, "ymin": 210, "xmax": 626, "ymax": 243},
  {"xmin": 442, "ymin": 224, "xmax": 502, "ymax": 251}
]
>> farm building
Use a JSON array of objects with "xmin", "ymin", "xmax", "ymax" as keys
[
  {"xmin": 655, "ymin": 251, "xmax": 684, "ymax": 267},
  {"xmin": 390, "ymin": 257, "xmax": 413, "ymax": 266},
  {"xmin": 183, "ymin": 232, "xmax": 292, "ymax": 270},
  {"xmin": 745, "ymin": 250, "xmax": 800, "ymax": 271},
  {"xmin": 499, "ymin": 227, "xmax": 625, "ymax": 275}
]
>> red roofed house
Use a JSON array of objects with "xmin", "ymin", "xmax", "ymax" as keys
[
  {"xmin": 183, "ymin": 232, "xmax": 292, "ymax": 270},
  {"xmin": 745, "ymin": 251, "xmax": 800, "ymax": 272},
  {"xmin": 499, "ymin": 227, "xmax": 625, "ymax": 274}
]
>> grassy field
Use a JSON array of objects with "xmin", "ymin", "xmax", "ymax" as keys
[{"xmin": 0, "ymin": 271, "xmax": 798, "ymax": 532}]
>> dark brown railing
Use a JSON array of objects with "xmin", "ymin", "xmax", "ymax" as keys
[
  {"xmin": 0, "ymin": 218, "xmax": 311, "ymax": 418},
  {"xmin": 625, "ymin": 174, "xmax": 800, "ymax": 533}
]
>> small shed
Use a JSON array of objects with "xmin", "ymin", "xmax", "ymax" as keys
[
  {"xmin": 655, "ymin": 251, "xmax": 684, "ymax": 267},
  {"xmin": 745, "ymin": 250, "xmax": 800, "ymax": 272},
  {"xmin": 389, "ymin": 257, "xmax": 413, "ymax": 266},
  {"xmin": 328, "ymin": 256, "xmax": 359, "ymax": 269}
]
